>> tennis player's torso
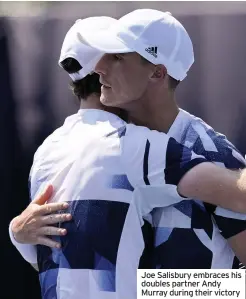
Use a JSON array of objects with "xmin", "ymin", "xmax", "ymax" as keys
[{"xmin": 151, "ymin": 109, "xmax": 246, "ymax": 269}]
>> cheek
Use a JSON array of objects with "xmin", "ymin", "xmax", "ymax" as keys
[
  {"xmin": 112, "ymin": 66, "xmax": 147, "ymax": 99},
  {"xmin": 112, "ymin": 74, "xmax": 130, "ymax": 96},
  {"xmin": 126, "ymin": 73, "xmax": 146, "ymax": 97},
  {"xmin": 121, "ymin": 73, "xmax": 141, "ymax": 96}
]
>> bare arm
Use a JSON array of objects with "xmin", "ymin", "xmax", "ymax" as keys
[
  {"xmin": 178, "ymin": 162, "xmax": 246, "ymax": 213},
  {"xmin": 178, "ymin": 163, "xmax": 246, "ymax": 264},
  {"xmin": 123, "ymin": 127, "xmax": 246, "ymax": 212},
  {"xmin": 227, "ymin": 230, "xmax": 246, "ymax": 266}
]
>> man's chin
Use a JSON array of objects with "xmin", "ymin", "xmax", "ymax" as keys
[
  {"xmin": 100, "ymin": 95, "xmax": 117, "ymax": 108},
  {"xmin": 100, "ymin": 94, "xmax": 129, "ymax": 110}
]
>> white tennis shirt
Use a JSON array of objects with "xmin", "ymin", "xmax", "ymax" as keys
[{"xmin": 16, "ymin": 109, "xmax": 207, "ymax": 299}]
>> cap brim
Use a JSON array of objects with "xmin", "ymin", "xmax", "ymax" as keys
[{"xmin": 77, "ymin": 28, "xmax": 133, "ymax": 54}]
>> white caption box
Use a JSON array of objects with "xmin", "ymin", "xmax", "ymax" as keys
[{"xmin": 137, "ymin": 269, "xmax": 245, "ymax": 298}]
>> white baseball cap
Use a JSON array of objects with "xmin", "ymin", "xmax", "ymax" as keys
[
  {"xmin": 78, "ymin": 9, "xmax": 194, "ymax": 81},
  {"xmin": 59, "ymin": 16, "xmax": 116, "ymax": 81}
]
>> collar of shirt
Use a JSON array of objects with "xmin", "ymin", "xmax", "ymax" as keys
[{"xmin": 77, "ymin": 109, "xmax": 125, "ymax": 126}]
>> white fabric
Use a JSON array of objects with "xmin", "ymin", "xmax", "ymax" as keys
[
  {"xmin": 59, "ymin": 16, "xmax": 116, "ymax": 81},
  {"xmin": 78, "ymin": 9, "xmax": 194, "ymax": 81},
  {"xmin": 27, "ymin": 109, "xmax": 206, "ymax": 299}
]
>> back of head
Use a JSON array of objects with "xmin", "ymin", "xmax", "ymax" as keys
[
  {"xmin": 60, "ymin": 57, "xmax": 101, "ymax": 101},
  {"xmin": 59, "ymin": 16, "xmax": 116, "ymax": 101}
]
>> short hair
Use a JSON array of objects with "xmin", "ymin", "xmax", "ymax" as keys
[
  {"xmin": 168, "ymin": 76, "xmax": 180, "ymax": 90},
  {"xmin": 60, "ymin": 58, "xmax": 101, "ymax": 100}
]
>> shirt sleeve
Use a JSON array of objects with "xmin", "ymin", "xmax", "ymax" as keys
[
  {"xmin": 122, "ymin": 124, "xmax": 208, "ymax": 188},
  {"xmin": 199, "ymin": 136, "xmax": 246, "ymax": 239},
  {"xmin": 211, "ymin": 206, "xmax": 246, "ymax": 239},
  {"xmin": 204, "ymin": 149, "xmax": 246, "ymax": 239}
]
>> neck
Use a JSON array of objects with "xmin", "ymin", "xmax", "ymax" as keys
[
  {"xmin": 127, "ymin": 90, "xmax": 179, "ymax": 133},
  {"xmin": 79, "ymin": 94, "xmax": 127, "ymax": 120},
  {"xmin": 80, "ymin": 94, "xmax": 104, "ymax": 110}
]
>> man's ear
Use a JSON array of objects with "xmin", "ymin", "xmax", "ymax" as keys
[{"xmin": 149, "ymin": 64, "xmax": 167, "ymax": 80}]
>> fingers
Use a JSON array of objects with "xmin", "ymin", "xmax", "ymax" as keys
[
  {"xmin": 38, "ymin": 226, "xmax": 67, "ymax": 236},
  {"xmin": 42, "ymin": 213, "xmax": 72, "ymax": 225},
  {"xmin": 33, "ymin": 185, "xmax": 54, "ymax": 205},
  {"xmin": 37, "ymin": 236, "xmax": 61, "ymax": 249},
  {"xmin": 38, "ymin": 202, "xmax": 69, "ymax": 215}
]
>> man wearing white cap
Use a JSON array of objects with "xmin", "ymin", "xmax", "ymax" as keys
[
  {"xmin": 9, "ymin": 14, "xmax": 246, "ymax": 299},
  {"xmin": 78, "ymin": 9, "xmax": 246, "ymax": 270}
]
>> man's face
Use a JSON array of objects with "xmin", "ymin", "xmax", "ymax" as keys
[{"xmin": 95, "ymin": 52, "xmax": 155, "ymax": 108}]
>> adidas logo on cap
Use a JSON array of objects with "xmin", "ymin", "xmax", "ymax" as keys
[{"xmin": 145, "ymin": 46, "xmax": 158, "ymax": 58}]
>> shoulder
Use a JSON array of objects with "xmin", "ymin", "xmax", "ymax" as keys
[
  {"xmin": 186, "ymin": 115, "xmax": 246, "ymax": 169},
  {"xmin": 122, "ymin": 123, "xmax": 190, "ymax": 160},
  {"xmin": 33, "ymin": 114, "xmax": 79, "ymax": 163},
  {"xmin": 120, "ymin": 124, "xmax": 169, "ymax": 167},
  {"xmin": 123, "ymin": 123, "xmax": 170, "ymax": 151},
  {"xmin": 120, "ymin": 124, "xmax": 185, "ymax": 187}
]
